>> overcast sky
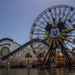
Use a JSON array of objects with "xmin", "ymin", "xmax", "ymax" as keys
[{"xmin": 0, "ymin": 0, "xmax": 75, "ymax": 44}]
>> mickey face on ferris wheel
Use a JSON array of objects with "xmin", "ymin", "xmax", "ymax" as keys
[{"xmin": 45, "ymin": 23, "xmax": 65, "ymax": 38}]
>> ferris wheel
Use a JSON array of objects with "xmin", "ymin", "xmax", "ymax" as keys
[
  {"xmin": 30, "ymin": 5, "xmax": 75, "ymax": 65},
  {"xmin": 30, "ymin": 5, "xmax": 75, "ymax": 52}
]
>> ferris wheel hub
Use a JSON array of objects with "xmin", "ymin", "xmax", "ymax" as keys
[{"xmin": 50, "ymin": 28, "xmax": 60, "ymax": 38}]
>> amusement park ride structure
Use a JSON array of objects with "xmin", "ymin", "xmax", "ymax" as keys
[
  {"xmin": 30, "ymin": 5, "xmax": 75, "ymax": 67},
  {"xmin": 1, "ymin": 5, "xmax": 75, "ymax": 68}
]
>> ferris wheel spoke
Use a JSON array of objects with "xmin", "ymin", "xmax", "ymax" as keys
[
  {"xmin": 63, "ymin": 8, "xmax": 73, "ymax": 23},
  {"xmin": 60, "ymin": 28, "xmax": 75, "ymax": 35},
  {"xmin": 61, "ymin": 33, "xmax": 75, "ymax": 37},
  {"xmin": 36, "ymin": 25, "xmax": 46, "ymax": 30},
  {"xmin": 37, "ymin": 21, "xmax": 47, "ymax": 27},
  {"xmin": 69, "ymin": 12, "xmax": 75, "ymax": 21},
  {"xmin": 40, "ymin": 14, "xmax": 49, "ymax": 24},
  {"xmin": 43, "ymin": 49, "xmax": 50, "ymax": 64},
  {"xmin": 32, "ymin": 32, "xmax": 45, "ymax": 35},
  {"xmin": 65, "ymin": 41, "xmax": 75, "ymax": 49},
  {"xmin": 65, "ymin": 41, "xmax": 75, "ymax": 50},
  {"xmin": 61, "ymin": 32, "xmax": 75, "ymax": 38},
  {"xmin": 53, "ymin": 40, "xmax": 56, "ymax": 48},
  {"xmin": 61, "ymin": 7, "xmax": 67, "ymax": 22},
  {"xmin": 34, "ymin": 28, "xmax": 46, "ymax": 32},
  {"xmin": 48, "ymin": 9, "xmax": 56, "ymax": 25},
  {"xmin": 56, "ymin": 39, "xmax": 60, "ymax": 47},
  {"xmin": 71, "ymin": 18, "xmax": 75, "ymax": 23},
  {"xmin": 53, "ymin": 8, "xmax": 57, "ymax": 24},
  {"xmin": 44, "ymin": 11, "xmax": 52, "ymax": 23},
  {"xmin": 63, "ymin": 37, "xmax": 73, "ymax": 43},
  {"xmin": 43, "ymin": 11, "xmax": 53, "ymax": 25},
  {"xmin": 66, "ymin": 34, "xmax": 75, "ymax": 37},
  {"xmin": 58, "ymin": 7, "xmax": 62, "ymax": 22},
  {"xmin": 46, "ymin": 38, "xmax": 53, "ymax": 48}
]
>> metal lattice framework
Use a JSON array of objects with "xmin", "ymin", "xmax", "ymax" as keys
[
  {"xmin": 30, "ymin": 5, "xmax": 75, "ymax": 66},
  {"xmin": 1, "ymin": 39, "xmax": 49, "ymax": 68}
]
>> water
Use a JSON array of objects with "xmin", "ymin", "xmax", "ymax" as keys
[{"xmin": 0, "ymin": 68, "xmax": 75, "ymax": 75}]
